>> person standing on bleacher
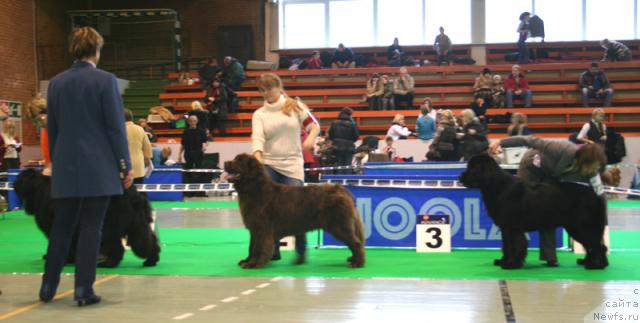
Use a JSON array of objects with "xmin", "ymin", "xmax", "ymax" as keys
[
  {"xmin": 601, "ymin": 39, "xmax": 632, "ymax": 62},
  {"xmin": 517, "ymin": 12, "xmax": 531, "ymax": 65}
]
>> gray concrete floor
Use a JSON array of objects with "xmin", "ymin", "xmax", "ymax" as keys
[{"xmin": 1, "ymin": 196, "xmax": 639, "ymax": 322}]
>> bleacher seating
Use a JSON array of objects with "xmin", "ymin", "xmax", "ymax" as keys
[{"xmin": 154, "ymin": 60, "xmax": 640, "ymax": 142}]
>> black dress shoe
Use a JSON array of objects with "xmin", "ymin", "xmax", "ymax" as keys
[
  {"xmin": 76, "ymin": 294, "xmax": 101, "ymax": 307},
  {"xmin": 577, "ymin": 258, "xmax": 586, "ymax": 265},
  {"xmin": 39, "ymin": 284, "xmax": 56, "ymax": 303}
]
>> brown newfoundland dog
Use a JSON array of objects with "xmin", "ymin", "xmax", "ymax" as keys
[{"xmin": 224, "ymin": 154, "xmax": 365, "ymax": 269}]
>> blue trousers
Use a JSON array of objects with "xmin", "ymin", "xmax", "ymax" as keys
[
  {"xmin": 264, "ymin": 166, "xmax": 307, "ymax": 257},
  {"xmin": 41, "ymin": 196, "xmax": 110, "ymax": 299}
]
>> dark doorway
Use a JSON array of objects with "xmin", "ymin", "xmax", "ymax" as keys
[{"xmin": 217, "ymin": 25, "xmax": 253, "ymax": 66}]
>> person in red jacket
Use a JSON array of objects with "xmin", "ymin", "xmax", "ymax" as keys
[
  {"xmin": 306, "ymin": 50, "xmax": 323, "ymax": 69},
  {"xmin": 504, "ymin": 64, "xmax": 532, "ymax": 107}
]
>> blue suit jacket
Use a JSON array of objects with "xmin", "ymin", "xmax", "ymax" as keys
[{"xmin": 47, "ymin": 61, "xmax": 131, "ymax": 198}]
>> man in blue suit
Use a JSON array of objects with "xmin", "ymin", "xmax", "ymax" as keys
[{"xmin": 41, "ymin": 26, "xmax": 134, "ymax": 307}]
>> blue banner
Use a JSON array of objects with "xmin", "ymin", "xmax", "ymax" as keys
[
  {"xmin": 145, "ymin": 167, "xmax": 183, "ymax": 201},
  {"xmin": 323, "ymin": 185, "xmax": 563, "ymax": 248},
  {"xmin": 364, "ymin": 162, "xmax": 467, "ymax": 176}
]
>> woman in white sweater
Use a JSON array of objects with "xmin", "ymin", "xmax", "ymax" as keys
[{"xmin": 251, "ymin": 73, "xmax": 320, "ymax": 264}]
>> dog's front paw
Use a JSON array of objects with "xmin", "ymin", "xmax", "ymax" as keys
[
  {"xmin": 348, "ymin": 259, "xmax": 365, "ymax": 268},
  {"xmin": 241, "ymin": 261, "xmax": 262, "ymax": 269},
  {"xmin": 584, "ymin": 257, "xmax": 608, "ymax": 270},
  {"xmin": 143, "ymin": 257, "xmax": 158, "ymax": 267}
]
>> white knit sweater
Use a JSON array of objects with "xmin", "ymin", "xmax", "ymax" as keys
[{"xmin": 251, "ymin": 95, "xmax": 309, "ymax": 181}]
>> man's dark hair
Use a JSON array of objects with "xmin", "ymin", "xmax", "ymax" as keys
[
  {"xmin": 519, "ymin": 12, "xmax": 530, "ymax": 21},
  {"xmin": 124, "ymin": 108, "xmax": 134, "ymax": 122},
  {"xmin": 591, "ymin": 62, "xmax": 600, "ymax": 68},
  {"xmin": 482, "ymin": 68, "xmax": 491, "ymax": 75}
]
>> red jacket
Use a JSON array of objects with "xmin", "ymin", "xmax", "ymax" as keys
[
  {"xmin": 306, "ymin": 57, "xmax": 323, "ymax": 70},
  {"xmin": 504, "ymin": 73, "xmax": 530, "ymax": 91}
]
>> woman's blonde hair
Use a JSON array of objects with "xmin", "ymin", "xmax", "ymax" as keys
[
  {"xmin": 2, "ymin": 119, "xmax": 16, "ymax": 136},
  {"xmin": 440, "ymin": 109, "xmax": 454, "ymax": 123},
  {"xmin": 507, "ymin": 112, "xmax": 527, "ymax": 135},
  {"xmin": 392, "ymin": 113, "xmax": 405, "ymax": 124},
  {"xmin": 461, "ymin": 109, "xmax": 476, "ymax": 124},
  {"xmin": 257, "ymin": 73, "xmax": 300, "ymax": 116},
  {"xmin": 191, "ymin": 100, "xmax": 203, "ymax": 110},
  {"xmin": 592, "ymin": 108, "xmax": 605, "ymax": 120},
  {"xmin": 69, "ymin": 27, "xmax": 104, "ymax": 60}
]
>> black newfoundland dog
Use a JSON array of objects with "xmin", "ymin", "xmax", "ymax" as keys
[
  {"xmin": 14, "ymin": 168, "xmax": 160, "ymax": 268},
  {"xmin": 224, "ymin": 154, "xmax": 365, "ymax": 269},
  {"xmin": 459, "ymin": 155, "xmax": 608, "ymax": 270}
]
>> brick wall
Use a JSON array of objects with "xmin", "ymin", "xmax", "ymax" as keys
[
  {"xmin": 29, "ymin": 0, "xmax": 267, "ymax": 143},
  {"xmin": 0, "ymin": 0, "xmax": 38, "ymax": 144}
]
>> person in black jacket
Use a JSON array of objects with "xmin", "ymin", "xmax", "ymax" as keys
[
  {"xmin": 198, "ymin": 58, "xmax": 221, "ymax": 89},
  {"xmin": 470, "ymin": 95, "xmax": 491, "ymax": 124},
  {"xmin": 332, "ymin": 43, "xmax": 356, "ymax": 69},
  {"xmin": 387, "ymin": 38, "xmax": 404, "ymax": 66},
  {"xmin": 328, "ymin": 107, "xmax": 359, "ymax": 174},
  {"xmin": 459, "ymin": 109, "xmax": 489, "ymax": 161}
]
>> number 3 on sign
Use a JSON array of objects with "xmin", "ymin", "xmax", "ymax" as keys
[{"xmin": 416, "ymin": 224, "xmax": 451, "ymax": 253}]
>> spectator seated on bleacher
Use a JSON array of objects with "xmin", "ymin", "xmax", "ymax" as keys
[
  {"xmin": 473, "ymin": 68, "xmax": 493, "ymax": 102},
  {"xmin": 198, "ymin": 57, "xmax": 220, "ymax": 88},
  {"xmin": 221, "ymin": 56, "xmax": 246, "ymax": 90},
  {"xmin": 387, "ymin": 37, "xmax": 404, "ymax": 67},
  {"xmin": 393, "ymin": 67, "xmax": 415, "ymax": 108},
  {"xmin": 601, "ymin": 39, "xmax": 632, "ymax": 62},
  {"xmin": 204, "ymin": 78, "xmax": 228, "ymax": 136},
  {"xmin": 381, "ymin": 75, "xmax": 394, "ymax": 110},
  {"xmin": 331, "ymin": 43, "xmax": 356, "ymax": 69},
  {"xmin": 505, "ymin": 64, "xmax": 533, "ymax": 108},
  {"xmin": 365, "ymin": 73, "xmax": 384, "ymax": 110},
  {"xmin": 306, "ymin": 50, "xmax": 323, "ymax": 69},
  {"xmin": 434, "ymin": 26, "xmax": 452, "ymax": 65},
  {"xmin": 580, "ymin": 62, "xmax": 614, "ymax": 107},
  {"xmin": 507, "ymin": 113, "xmax": 532, "ymax": 137},
  {"xmin": 491, "ymin": 75, "xmax": 505, "ymax": 108}
]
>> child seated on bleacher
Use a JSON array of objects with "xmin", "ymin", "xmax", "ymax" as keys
[{"xmin": 491, "ymin": 75, "xmax": 505, "ymax": 108}]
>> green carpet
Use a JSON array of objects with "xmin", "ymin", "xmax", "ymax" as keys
[
  {"xmin": 1, "ymin": 212, "xmax": 639, "ymax": 281},
  {"xmin": 608, "ymin": 199, "xmax": 640, "ymax": 209}
]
